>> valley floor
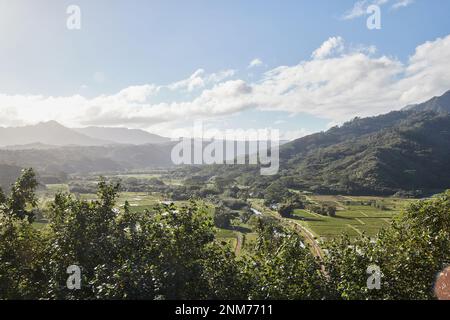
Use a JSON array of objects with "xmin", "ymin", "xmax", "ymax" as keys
[{"xmin": 35, "ymin": 173, "xmax": 414, "ymax": 257}]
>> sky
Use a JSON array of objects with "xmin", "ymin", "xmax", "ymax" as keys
[{"xmin": 0, "ymin": 0, "xmax": 450, "ymax": 140}]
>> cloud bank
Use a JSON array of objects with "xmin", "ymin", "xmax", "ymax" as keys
[{"xmin": 1, "ymin": 34, "xmax": 450, "ymax": 136}]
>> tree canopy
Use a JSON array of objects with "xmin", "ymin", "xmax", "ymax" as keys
[{"xmin": 0, "ymin": 169, "xmax": 449, "ymax": 300}]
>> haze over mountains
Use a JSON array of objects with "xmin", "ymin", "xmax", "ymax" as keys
[
  {"xmin": 74, "ymin": 127, "xmax": 170, "ymax": 145},
  {"xmin": 0, "ymin": 121, "xmax": 170, "ymax": 148},
  {"xmin": 1, "ymin": 90, "xmax": 450, "ymax": 195}
]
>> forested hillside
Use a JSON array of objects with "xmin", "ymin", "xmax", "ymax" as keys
[
  {"xmin": 278, "ymin": 111, "xmax": 450, "ymax": 195},
  {"xmin": 0, "ymin": 143, "xmax": 176, "ymax": 174},
  {"xmin": 191, "ymin": 91, "xmax": 450, "ymax": 196}
]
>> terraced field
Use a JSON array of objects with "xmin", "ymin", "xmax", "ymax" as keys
[
  {"xmin": 38, "ymin": 177, "xmax": 414, "ymax": 252},
  {"xmin": 38, "ymin": 185, "xmax": 258, "ymax": 256},
  {"xmin": 291, "ymin": 195, "xmax": 413, "ymax": 240}
]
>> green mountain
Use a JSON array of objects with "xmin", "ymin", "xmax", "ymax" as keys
[
  {"xmin": 1, "ymin": 91, "xmax": 450, "ymax": 196},
  {"xmin": 404, "ymin": 90, "xmax": 450, "ymax": 114},
  {"xmin": 277, "ymin": 90, "xmax": 450, "ymax": 195},
  {"xmin": 0, "ymin": 142, "xmax": 176, "ymax": 175}
]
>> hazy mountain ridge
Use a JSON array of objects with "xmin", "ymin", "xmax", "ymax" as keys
[
  {"xmin": 0, "ymin": 121, "xmax": 112, "ymax": 147},
  {"xmin": 74, "ymin": 127, "xmax": 170, "ymax": 145},
  {"xmin": 1, "ymin": 91, "xmax": 450, "ymax": 195},
  {"xmin": 0, "ymin": 121, "xmax": 170, "ymax": 148},
  {"xmin": 0, "ymin": 143, "xmax": 176, "ymax": 175},
  {"xmin": 403, "ymin": 90, "xmax": 450, "ymax": 114}
]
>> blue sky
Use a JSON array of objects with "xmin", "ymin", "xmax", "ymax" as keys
[{"xmin": 1, "ymin": 0, "xmax": 450, "ymax": 139}]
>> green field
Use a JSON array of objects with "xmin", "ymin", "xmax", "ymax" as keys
[
  {"xmin": 38, "ymin": 185, "xmax": 258, "ymax": 256},
  {"xmin": 290, "ymin": 195, "xmax": 413, "ymax": 240},
  {"xmin": 106, "ymin": 173, "xmax": 184, "ymax": 186},
  {"xmin": 39, "ymin": 176, "xmax": 415, "ymax": 252}
]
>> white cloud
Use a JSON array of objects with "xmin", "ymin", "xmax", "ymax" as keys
[
  {"xmin": 342, "ymin": 0, "xmax": 411, "ymax": 20},
  {"xmin": 115, "ymin": 85, "xmax": 160, "ymax": 103},
  {"xmin": 248, "ymin": 58, "xmax": 263, "ymax": 68},
  {"xmin": 206, "ymin": 69, "xmax": 236, "ymax": 83},
  {"xmin": 167, "ymin": 69, "xmax": 206, "ymax": 92},
  {"xmin": 1, "ymin": 34, "xmax": 450, "ymax": 135},
  {"xmin": 391, "ymin": 0, "xmax": 414, "ymax": 10},
  {"xmin": 167, "ymin": 68, "xmax": 235, "ymax": 92},
  {"xmin": 342, "ymin": 1, "xmax": 369, "ymax": 20},
  {"xmin": 312, "ymin": 37, "xmax": 344, "ymax": 59}
]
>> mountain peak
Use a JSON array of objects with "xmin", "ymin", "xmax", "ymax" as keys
[
  {"xmin": 404, "ymin": 90, "xmax": 450, "ymax": 113},
  {"xmin": 36, "ymin": 120, "xmax": 65, "ymax": 128},
  {"xmin": 0, "ymin": 121, "xmax": 112, "ymax": 147}
]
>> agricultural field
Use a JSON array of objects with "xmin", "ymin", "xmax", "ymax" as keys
[
  {"xmin": 291, "ymin": 195, "xmax": 414, "ymax": 240},
  {"xmin": 35, "ymin": 173, "xmax": 416, "ymax": 254},
  {"xmin": 37, "ymin": 180, "xmax": 259, "ymax": 256},
  {"xmin": 105, "ymin": 172, "xmax": 184, "ymax": 186}
]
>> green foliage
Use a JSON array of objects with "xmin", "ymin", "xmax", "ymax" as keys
[
  {"xmin": 1, "ymin": 170, "xmax": 449, "ymax": 300},
  {"xmin": 0, "ymin": 188, "xmax": 5, "ymax": 205},
  {"xmin": 0, "ymin": 171, "xmax": 328, "ymax": 300},
  {"xmin": 213, "ymin": 205, "xmax": 238, "ymax": 229},
  {"xmin": 0, "ymin": 217, "xmax": 46, "ymax": 299},
  {"xmin": 324, "ymin": 190, "xmax": 450, "ymax": 300},
  {"xmin": 263, "ymin": 182, "xmax": 291, "ymax": 206},
  {"xmin": 306, "ymin": 203, "xmax": 337, "ymax": 217},
  {"xmin": 244, "ymin": 219, "xmax": 326, "ymax": 299},
  {"xmin": 278, "ymin": 194, "xmax": 305, "ymax": 218},
  {"xmin": 278, "ymin": 202, "xmax": 294, "ymax": 218},
  {"xmin": 3, "ymin": 168, "xmax": 39, "ymax": 222}
]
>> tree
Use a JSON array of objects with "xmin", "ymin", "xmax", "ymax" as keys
[
  {"xmin": 263, "ymin": 182, "xmax": 291, "ymax": 206},
  {"xmin": 326, "ymin": 205, "xmax": 337, "ymax": 217},
  {"xmin": 324, "ymin": 190, "xmax": 450, "ymax": 300},
  {"xmin": 278, "ymin": 202, "xmax": 294, "ymax": 218},
  {"xmin": 213, "ymin": 205, "xmax": 237, "ymax": 229},
  {"xmin": 0, "ymin": 188, "xmax": 5, "ymax": 206},
  {"xmin": 2, "ymin": 169, "xmax": 449, "ymax": 301},
  {"xmin": 244, "ymin": 219, "xmax": 326, "ymax": 299},
  {"xmin": 0, "ymin": 169, "xmax": 45, "ymax": 299},
  {"xmin": 214, "ymin": 176, "xmax": 235, "ymax": 192},
  {"xmin": 5, "ymin": 168, "xmax": 39, "ymax": 222}
]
